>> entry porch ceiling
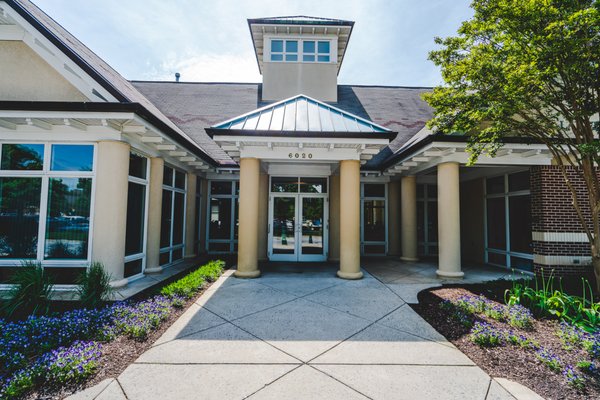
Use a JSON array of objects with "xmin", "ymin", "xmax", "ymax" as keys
[
  {"xmin": 0, "ymin": 110, "xmax": 212, "ymax": 171},
  {"xmin": 383, "ymin": 141, "xmax": 554, "ymax": 177}
]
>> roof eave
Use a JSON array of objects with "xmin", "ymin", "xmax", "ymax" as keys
[{"xmin": 206, "ymin": 127, "xmax": 397, "ymax": 141}]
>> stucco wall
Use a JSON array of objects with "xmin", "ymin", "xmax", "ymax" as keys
[
  {"xmin": 460, "ymin": 178, "xmax": 485, "ymax": 263},
  {"xmin": 329, "ymin": 174, "xmax": 340, "ymax": 261},
  {"xmin": 0, "ymin": 41, "xmax": 87, "ymax": 101},
  {"xmin": 262, "ymin": 62, "xmax": 338, "ymax": 102}
]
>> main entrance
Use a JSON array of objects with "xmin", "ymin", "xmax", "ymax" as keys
[{"xmin": 268, "ymin": 177, "xmax": 328, "ymax": 262}]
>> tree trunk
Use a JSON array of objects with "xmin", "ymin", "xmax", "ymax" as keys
[{"xmin": 593, "ymin": 236, "xmax": 600, "ymax": 294}]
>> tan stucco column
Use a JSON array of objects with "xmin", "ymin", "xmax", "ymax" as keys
[
  {"xmin": 387, "ymin": 180, "xmax": 401, "ymax": 256},
  {"xmin": 437, "ymin": 162, "xmax": 464, "ymax": 278},
  {"xmin": 184, "ymin": 173, "xmax": 197, "ymax": 258},
  {"xmin": 145, "ymin": 157, "xmax": 164, "ymax": 274},
  {"xmin": 236, "ymin": 157, "xmax": 261, "ymax": 278},
  {"xmin": 401, "ymin": 176, "xmax": 419, "ymax": 261},
  {"xmin": 337, "ymin": 160, "xmax": 362, "ymax": 279},
  {"xmin": 91, "ymin": 141, "xmax": 130, "ymax": 288}
]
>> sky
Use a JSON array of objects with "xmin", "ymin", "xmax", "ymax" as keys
[{"xmin": 33, "ymin": 0, "xmax": 473, "ymax": 87}]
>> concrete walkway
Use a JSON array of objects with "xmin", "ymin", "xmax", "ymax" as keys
[{"xmin": 71, "ymin": 262, "xmax": 541, "ymax": 400}]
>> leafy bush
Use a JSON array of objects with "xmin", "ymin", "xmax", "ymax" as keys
[
  {"xmin": 469, "ymin": 322, "xmax": 505, "ymax": 347},
  {"xmin": 1, "ymin": 261, "xmax": 53, "ymax": 319},
  {"xmin": 160, "ymin": 260, "xmax": 225, "ymax": 299},
  {"xmin": 505, "ymin": 272, "xmax": 600, "ymax": 332},
  {"xmin": 77, "ymin": 262, "xmax": 114, "ymax": 309}
]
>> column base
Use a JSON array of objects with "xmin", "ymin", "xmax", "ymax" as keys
[
  {"xmin": 400, "ymin": 256, "xmax": 419, "ymax": 262},
  {"xmin": 234, "ymin": 269, "xmax": 261, "ymax": 279},
  {"xmin": 337, "ymin": 270, "xmax": 364, "ymax": 280},
  {"xmin": 144, "ymin": 266, "xmax": 163, "ymax": 274},
  {"xmin": 436, "ymin": 269, "xmax": 464, "ymax": 279},
  {"xmin": 109, "ymin": 278, "xmax": 129, "ymax": 288}
]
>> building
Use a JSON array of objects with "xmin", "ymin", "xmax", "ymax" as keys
[{"xmin": 0, "ymin": 1, "xmax": 592, "ymax": 293}]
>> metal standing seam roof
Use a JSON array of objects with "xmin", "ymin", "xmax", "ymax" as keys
[
  {"xmin": 247, "ymin": 16, "xmax": 354, "ymax": 26},
  {"xmin": 211, "ymin": 95, "xmax": 391, "ymax": 134}
]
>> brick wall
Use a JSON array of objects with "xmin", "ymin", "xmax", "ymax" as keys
[{"xmin": 530, "ymin": 165, "xmax": 595, "ymax": 280}]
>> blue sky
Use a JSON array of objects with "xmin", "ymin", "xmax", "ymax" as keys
[{"xmin": 33, "ymin": 0, "xmax": 473, "ymax": 87}]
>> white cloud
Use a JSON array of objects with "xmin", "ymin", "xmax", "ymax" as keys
[{"xmin": 144, "ymin": 52, "xmax": 262, "ymax": 83}]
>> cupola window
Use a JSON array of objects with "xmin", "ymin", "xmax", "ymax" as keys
[{"xmin": 270, "ymin": 39, "xmax": 331, "ymax": 63}]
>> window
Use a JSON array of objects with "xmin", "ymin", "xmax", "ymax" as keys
[
  {"xmin": 303, "ymin": 40, "xmax": 330, "ymax": 62},
  {"xmin": 485, "ymin": 170, "xmax": 533, "ymax": 271},
  {"xmin": 194, "ymin": 177, "xmax": 202, "ymax": 255},
  {"xmin": 271, "ymin": 39, "xmax": 298, "ymax": 62},
  {"xmin": 124, "ymin": 152, "xmax": 149, "ymax": 279},
  {"xmin": 0, "ymin": 143, "xmax": 94, "ymax": 284},
  {"xmin": 160, "ymin": 166, "xmax": 186, "ymax": 266},
  {"xmin": 417, "ymin": 184, "xmax": 438, "ymax": 256},
  {"xmin": 207, "ymin": 180, "xmax": 238, "ymax": 253},
  {"xmin": 270, "ymin": 38, "xmax": 331, "ymax": 63},
  {"xmin": 361, "ymin": 183, "xmax": 387, "ymax": 255}
]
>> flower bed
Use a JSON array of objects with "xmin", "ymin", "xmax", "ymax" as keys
[
  {"xmin": 413, "ymin": 285, "xmax": 600, "ymax": 400},
  {"xmin": 0, "ymin": 260, "xmax": 225, "ymax": 399}
]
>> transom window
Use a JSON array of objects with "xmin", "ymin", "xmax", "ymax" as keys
[{"xmin": 270, "ymin": 38, "xmax": 332, "ymax": 63}]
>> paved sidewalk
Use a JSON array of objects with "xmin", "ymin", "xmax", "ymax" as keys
[{"xmin": 71, "ymin": 263, "xmax": 540, "ymax": 400}]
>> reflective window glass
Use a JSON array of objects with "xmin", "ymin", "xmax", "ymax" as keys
[
  {"xmin": 303, "ymin": 41, "xmax": 315, "ymax": 53},
  {"xmin": 125, "ymin": 182, "xmax": 146, "ymax": 256},
  {"xmin": 364, "ymin": 184, "xmax": 385, "ymax": 197},
  {"xmin": 318, "ymin": 41, "xmax": 330, "ymax": 54},
  {"xmin": 175, "ymin": 170, "xmax": 186, "ymax": 189},
  {"xmin": 129, "ymin": 153, "xmax": 147, "ymax": 179},
  {"xmin": 50, "ymin": 145, "xmax": 93, "ymax": 171},
  {"xmin": 271, "ymin": 54, "xmax": 283, "ymax": 61},
  {"xmin": 286, "ymin": 40, "xmax": 298, "ymax": 53},
  {"xmin": 209, "ymin": 198, "xmax": 232, "ymax": 240},
  {"xmin": 486, "ymin": 197, "xmax": 506, "ymax": 250},
  {"xmin": 44, "ymin": 178, "xmax": 92, "ymax": 259},
  {"xmin": 486, "ymin": 176, "xmax": 505, "ymax": 195},
  {"xmin": 211, "ymin": 181, "xmax": 232, "ymax": 195},
  {"xmin": 172, "ymin": 192, "xmax": 185, "ymax": 245},
  {"xmin": 317, "ymin": 55, "xmax": 330, "ymax": 62},
  {"xmin": 160, "ymin": 190, "xmax": 172, "ymax": 248},
  {"xmin": 163, "ymin": 166, "xmax": 173, "ymax": 186},
  {"xmin": 0, "ymin": 177, "xmax": 41, "ymax": 258},
  {"xmin": 271, "ymin": 39, "xmax": 283, "ymax": 53},
  {"xmin": 124, "ymin": 259, "xmax": 143, "ymax": 278},
  {"xmin": 508, "ymin": 171, "xmax": 530, "ymax": 192},
  {"xmin": 363, "ymin": 200, "xmax": 386, "ymax": 242},
  {"xmin": 1, "ymin": 144, "xmax": 44, "ymax": 170},
  {"xmin": 271, "ymin": 177, "xmax": 298, "ymax": 192},
  {"xmin": 300, "ymin": 178, "xmax": 327, "ymax": 193}
]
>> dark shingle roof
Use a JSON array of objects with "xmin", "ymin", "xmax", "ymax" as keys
[{"xmin": 131, "ymin": 81, "xmax": 433, "ymax": 168}]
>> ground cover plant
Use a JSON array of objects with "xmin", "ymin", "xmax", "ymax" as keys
[
  {"xmin": 0, "ymin": 260, "xmax": 224, "ymax": 399},
  {"xmin": 413, "ymin": 280, "xmax": 600, "ymax": 400}
]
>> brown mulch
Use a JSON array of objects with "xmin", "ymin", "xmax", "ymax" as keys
[
  {"xmin": 411, "ymin": 285, "xmax": 600, "ymax": 400},
  {"xmin": 25, "ymin": 279, "xmax": 218, "ymax": 400}
]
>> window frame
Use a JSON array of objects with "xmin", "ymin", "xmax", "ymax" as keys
[
  {"xmin": 206, "ymin": 179, "xmax": 239, "ymax": 254},
  {"xmin": 124, "ymin": 151, "xmax": 150, "ymax": 281},
  {"xmin": 266, "ymin": 37, "xmax": 334, "ymax": 64},
  {"xmin": 483, "ymin": 170, "xmax": 533, "ymax": 271},
  {"xmin": 159, "ymin": 165, "xmax": 187, "ymax": 267},
  {"xmin": 0, "ymin": 141, "xmax": 97, "ymax": 287},
  {"xmin": 360, "ymin": 183, "xmax": 388, "ymax": 256}
]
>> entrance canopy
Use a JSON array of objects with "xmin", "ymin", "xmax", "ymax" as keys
[{"xmin": 207, "ymin": 94, "xmax": 396, "ymax": 166}]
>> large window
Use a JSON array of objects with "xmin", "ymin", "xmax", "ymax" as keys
[
  {"xmin": 160, "ymin": 166, "xmax": 186, "ymax": 266},
  {"xmin": 124, "ymin": 152, "xmax": 149, "ymax": 279},
  {"xmin": 361, "ymin": 183, "xmax": 387, "ymax": 255},
  {"xmin": 417, "ymin": 184, "xmax": 438, "ymax": 256},
  {"xmin": 0, "ymin": 143, "xmax": 94, "ymax": 284},
  {"xmin": 270, "ymin": 38, "xmax": 332, "ymax": 63},
  {"xmin": 485, "ymin": 171, "xmax": 533, "ymax": 271},
  {"xmin": 207, "ymin": 180, "xmax": 238, "ymax": 253},
  {"xmin": 194, "ymin": 177, "xmax": 202, "ymax": 255}
]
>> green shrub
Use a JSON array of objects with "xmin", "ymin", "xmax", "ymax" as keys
[
  {"xmin": 1, "ymin": 261, "xmax": 53, "ymax": 319},
  {"xmin": 76, "ymin": 262, "xmax": 114, "ymax": 309},
  {"xmin": 160, "ymin": 260, "xmax": 225, "ymax": 299}
]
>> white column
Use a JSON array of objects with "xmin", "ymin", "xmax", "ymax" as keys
[
  {"xmin": 145, "ymin": 157, "xmax": 164, "ymax": 274},
  {"xmin": 400, "ymin": 176, "xmax": 418, "ymax": 261},
  {"xmin": 91, "ymin": 141, "xmax": 130, "ymax": 287},
  {"xmin": 437, "ymin": 162, "xmax": 464, "ymax": 278}
]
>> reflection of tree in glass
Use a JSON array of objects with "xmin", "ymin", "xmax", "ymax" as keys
[
  {"xmin": 1, "ymin": 144, "xmax": 43, "ymax": 170},
  {"xmin": 0, "ymin": 177, "xmax": 41, "ymax": 258}
]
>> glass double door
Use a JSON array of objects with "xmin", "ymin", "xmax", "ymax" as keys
[{"xmin": 269, "ymin": 194, "xmax": 327, "ymax": 262}]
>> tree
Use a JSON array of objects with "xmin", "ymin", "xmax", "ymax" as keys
[{"xmin": 423, "ymin": 0, "xmax": 600, "ymax": 289}]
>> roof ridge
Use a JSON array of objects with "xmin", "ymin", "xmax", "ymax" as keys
[{"xmin": 130, "ymin": 80, "xmax": 433, "ymax": 90}]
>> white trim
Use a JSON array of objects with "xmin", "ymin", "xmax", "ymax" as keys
[
  {"xmin": 267, "ymin": 176, "xmax": 329, "ymax": 262},
  {"xmin": 533, "ymin": 255, "xmax": 591, "ymax": 266},
  {"xmin": 532, "ymin": 232, "xmax": 589, "ymax": 243}
]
